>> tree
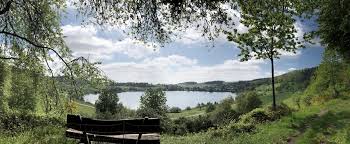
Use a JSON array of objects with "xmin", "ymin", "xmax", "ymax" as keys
[
  {"xmin": 303, "ymin": 49, "xmax": 348, "ymax": 103},
  {"xmin": 168, "ymin": 107, "xmax": 181, "ymax": 113},
  {"xmin": 227, "ymin": 0, "xmax": 302, "ymax": 109},
  {"xmin": 137, "ymin": 88, "xmax": 167, "ymax": 118},
  {"xmin": 95, "ymin": 88, "xmax": 123, "ymax": 119},
  {"xmin": 236, "ymin": 91, "xmax": 262, "ymax": 113},
  {"xmin": 71, "ymin": 0, "xmax": 236, "ymax": 44},
  {"xmin": 8, "ymin": 67, "xmax": 36, "ymax": 112},
  {"xmin": 0, "ymin": 1, "xmax": 106, "ymax": 112},
  {"xmin": 297, "ymin": 0, "xmax": 350, "ymax": 59},
  {"xmin": 0, "ymin": 61, "xmax": 11, "ymax": 112}
]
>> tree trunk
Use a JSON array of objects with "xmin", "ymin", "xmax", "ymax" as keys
[{"xmin": 271, "ymin": 58, "xmax": 276, "ymax": 110}]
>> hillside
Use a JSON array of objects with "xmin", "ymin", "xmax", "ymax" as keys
[
  {"xmin": 162, "ymin": 98, "xmax": 350, "ymax": 143},
  {"xmin": 98, "ymin": 67, "xmax": 316, "ymax": 94}
]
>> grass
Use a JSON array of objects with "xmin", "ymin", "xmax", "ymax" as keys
[
  {"xmin": 0, "ymin": 125, "xmax": 77, "ymax": 144},
  {"xmin": 162, "ymin": 98, "xmax": 350, "ymax": 144},
  {"xmin": 167, "ymin": 107, "xmax": 206, "ymax": 119},
  {"xmin": 74, "ymin": 101, "xmax": 96, "ymax": 118}
]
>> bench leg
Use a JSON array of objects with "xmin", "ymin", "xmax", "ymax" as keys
[
  {"xmin": 136, "ymin": 134, "xmax": 142, "ymax": 144},
  {"xmin": 79, "ymin": 132, "xmax": 90, "ymax": 144}
]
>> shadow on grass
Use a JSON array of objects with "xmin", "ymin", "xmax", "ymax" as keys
[{"xmin": 289, "ymin": 110, "xmax": 350, "ymax": 143}]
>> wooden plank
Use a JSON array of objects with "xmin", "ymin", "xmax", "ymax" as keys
[
  {"xmin": 66, "ymin": 115, "xmax": 160, "ymax": 135},
  {"xmin": 66, "ymin": 129, "xmax": 160, "ymax": 144}
]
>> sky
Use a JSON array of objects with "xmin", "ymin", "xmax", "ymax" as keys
[{"xmin": 58, "ymin": 4, "xmax": 324, "ymax": 84}]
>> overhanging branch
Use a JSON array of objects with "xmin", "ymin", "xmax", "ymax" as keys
[
  {"xmin": 0, "ymin": 56, "xmax": 18, "ymax": 60},
  {"xmin": 0, "ymin": 30, "xmax": 79, "ymax": 102}
]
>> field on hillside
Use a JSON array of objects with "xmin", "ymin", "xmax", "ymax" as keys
[{"xmin": 168, "ymin": 107, "xmax": 206, "ymax": 119}]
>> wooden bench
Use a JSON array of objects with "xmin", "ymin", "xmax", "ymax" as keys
[{"xmin": 66, "ymin": 114, "xmax": 160, "ymax": 144}]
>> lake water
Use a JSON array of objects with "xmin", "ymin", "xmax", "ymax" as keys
[{"xmin": 84, "ymin": 91, "xmax": 236, "ymax": 110}]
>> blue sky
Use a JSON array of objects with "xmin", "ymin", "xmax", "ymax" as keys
[{"xmin": 59, "ymin": 4, "xmax": 324, "ymax": 84}]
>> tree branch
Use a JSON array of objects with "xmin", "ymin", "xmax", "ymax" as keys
[
  {"xmin": 0, "ymin": 30, "xmax": 69, "ymax": 68},
  {"xmin": 42, "ymin": 49, "xmax": 60, "ymax": 107},
  {"xmin": 0, "ymin": 1, "xmax": 12, "ymax": 15},
  {"xmin": 0, "ymin": 56, "xmax": 18, "ymax": 60},
  {"xmin": 0, "ymin": 30, "xmax": 79, "ymax": 103}
]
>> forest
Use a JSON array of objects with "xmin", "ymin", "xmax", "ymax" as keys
[{"xmin": 0, "ymin": 0, "xmax": 350, "ymax": 144}]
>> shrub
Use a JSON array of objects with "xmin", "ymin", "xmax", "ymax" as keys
[
  {"xmin": 172, "ymin": 117, "xmax": 190, "ymax": 135},
  {"xmin": 303, "ymin": 94, "xmax": 313, "ymax": 106},
  {"xmin": 0, "ymin": 112, "xmax": 64, "ymax": 134},
  {"xmin": 210, "ymin": 98, "xmax": 239, "ymax": 126},
  {"xmin": 239, "ymin": 108, "xmax": 270, "ymax": 124},
  {"xmin": 186, "ymin": 115, "xmax": 214, "ymax": 133},
  {"xmin": 168, "ymin": 107, "xmax": 181, "ymax": 113},
  {"xmin": 228, "ymin": 122, "xmax": 255, "ymax": 133},
  {"xmin": 238, "ymin": 103, "xmax": 292, "ymax": 125},
  {"xmin": 171, "ymin": 115, "xmax": 214, "ymax": 135},
  {"xmin": 185, "ymin": 106, "xmax": 191, "ymax": 111},
  {"xmin": 206, "ymin": 103, "xmax": 215, "ymax": 113},
  {"xmin": 236, "ymin": 91, "xmax": 262, "ymax": 114},
  {"xmin": 136, "ymin": 108, "xmax": 160, "ymax": 118},
  {"xmin": 267, "ymin": 103, "xmax": 292, "ymax": 120}
]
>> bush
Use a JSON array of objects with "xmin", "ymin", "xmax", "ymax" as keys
[
  {"xmin": 267, "ymin": 103, "xmax": 292, "ymax": 120},
  {"xmin": 171, "ymin": 117, "xmax": 189, "ymax": 135},
  {"xmin": 171, "ymin": 115, "xmax": 214, "ymax": 135},
  {"xmin": 238, "ymin": 103, "xmax": 292, "ymax": 125},
  {"xmin": 211, "ymin": 98, "xmax": 239, "ymax": 126},
  {"xmin": 239, "ymin": 108, "xmax": 270, "ymax": 124},
  {"xmin": 206, "ymin": 103, "xmax": 215, "ymax": 113},
  {"xmin": 168, "ymin": 107, "xmax": 181, "ymax": 113},
  {"xmin": 228, "ymin": 122, "xmax": 255, "ymax": 133},
  {"xmin": 0, "ymin": 112, "xmax": 64, "ymax": 134},
  {"xmin": 186, "ymin": 115, "xmax": 214, "ymax": 133},
  {"xmin": 236, "ymin": 91, "xmax": 262, "ymax": 114},
  {"xmin": 185, "ymin": 106, "xmax": 191, "ymax": 111},
  {"xmin": 136, "ymin": 108, "xmax": 160, "ymax": 118},
  {"xmin": 211, "ymin": 109, "xmax": 239, "ymax": 126}
]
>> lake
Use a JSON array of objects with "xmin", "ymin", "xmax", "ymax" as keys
[{"xmin": 84, "ymin": 91, "xmax": 236, "ymax": 110}]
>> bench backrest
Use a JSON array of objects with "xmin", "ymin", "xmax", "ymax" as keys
[{"xmin": 67, "ymin": 115, "xmax": 160, "ymax": 135}]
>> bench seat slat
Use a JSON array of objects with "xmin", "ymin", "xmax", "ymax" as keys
[{"xmin": 66, "ymin": 129, "xmax": 160, "ymax": 144}]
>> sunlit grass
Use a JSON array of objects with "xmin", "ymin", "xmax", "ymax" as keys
[
  {"xmin": 74, "ymin": 101, "xmax": 96, "ymax": 118},
  {"xmin": 167, "ymin": 107, "xmax": 206, "ymax": 119}
]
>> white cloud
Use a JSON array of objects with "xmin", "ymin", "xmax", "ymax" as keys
[
  {"xmin": 62, "ymin": 25, "xmax": 160, "ymax": 61},
  {"xmin": 294, "ymin": 21, "xmax": 305, "ymax": 40},
  {"xmin": 279, "ymin": 49, "xmax": 302, "ymax": 58},
  {"xmin": 288, "ymin": 68, "xmax": 296, "ymax": 71},
  {"xmin": 100, "ymin": 55, "xmax": 266, "ymax": 84}
]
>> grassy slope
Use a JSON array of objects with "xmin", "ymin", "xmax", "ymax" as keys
[
  {"xmin": 0, "ymin": 126, "xmax": 77, "ymax": 144},
  {"xmin": 168, "ymin": 107, "xmax": 206, "ymax": 119},
  {"xmin": 161, "ymin": 98, "xmax": 350, "ymax": 144},
  {"xmin": 75, "ymin": 101, "xmax": 96, "ymax": 118},
  {"xmin": 0, "ymin": 101, "xmax": 93, "ymax": 144}
]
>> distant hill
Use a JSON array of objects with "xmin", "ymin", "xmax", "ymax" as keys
[{"xmin": 105, "ymin": 67, "xmax": 316, "ymax": 93}]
